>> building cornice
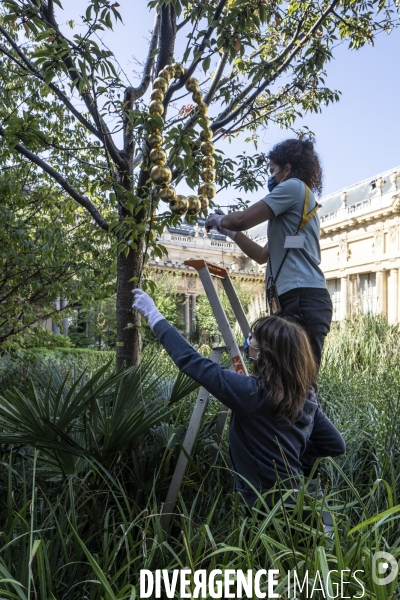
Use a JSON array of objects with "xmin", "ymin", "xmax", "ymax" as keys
[
  {"xmin": 148, "ymin": 264, "xmax": 264, "ymax": 282},
  {"xmin": 320, "ymin": 192, "xmax": 400, "ymax": 237}
]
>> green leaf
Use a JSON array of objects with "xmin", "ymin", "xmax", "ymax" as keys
[{"xmin": 202, "ymin": 56, "xmax": 211, "ymax": 73}]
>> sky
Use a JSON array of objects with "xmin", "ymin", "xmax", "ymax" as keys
[{"xmin": 60, "ymin": 1, "xmax": 400, "ymax": 202}]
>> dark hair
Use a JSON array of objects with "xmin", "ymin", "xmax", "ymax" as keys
[
  {"xmin": 268, "ymin": 138, "xmax": 323, "ymax": 196},
  {"xmin": 251, "ymin": 315, "xmax": 317, "ymax": 423}
]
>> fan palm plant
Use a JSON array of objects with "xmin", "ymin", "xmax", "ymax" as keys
[{"xmin": 0, "ymin": 357, "xmax": 200, "ymax": 478}]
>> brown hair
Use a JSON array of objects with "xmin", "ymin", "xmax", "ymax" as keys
[
  {"xmin": 251, "ymin": 315, "xmax": 317, "ymax": 423},
  {"xmin": 267, "ymin": 138, "xmax": 323, "ymax": 196}
]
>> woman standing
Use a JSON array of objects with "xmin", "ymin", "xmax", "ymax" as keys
[{"xmin": 205, "ymin": 138, "xmax": 332, "ymax": 368}]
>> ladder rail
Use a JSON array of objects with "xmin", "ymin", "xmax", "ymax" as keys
[
  {"xmin": 162, "ymin": 259, "xmax": 251, "ymax": 529},
  {"xmin": 220, "ymin": 275, "xmax": 251, "ymax": 338},
  {"xmin": 161, "ymin": 348, "xmax": 224, "ymax": 530}
]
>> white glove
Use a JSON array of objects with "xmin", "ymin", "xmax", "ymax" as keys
[
  {"xmin": 205, "ymin": 209, "xmax": 236, "ymax": 240},
  {"xmin": 131, "ymin": 289, "xmax": 165, "ymax": 330}
]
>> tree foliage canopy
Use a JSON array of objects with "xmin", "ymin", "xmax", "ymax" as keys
[
  {"xmin": 0, "ymin": 164, "xmax": 115, "ymax": 347},
  {"xmin": 0, "ymin": 0, "xmax": 398, "ymax": 363}
]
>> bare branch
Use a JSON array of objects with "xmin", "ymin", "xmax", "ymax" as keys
[
  {"xmin": 0, "ymin": 126, "xmax": 109, "ymax": 231},
  {"xmin": 124, "ymin": 12, "xmax": 161, "ymax": 104},
  {"xmin": 30, "ymin": 3, "xmax": 123, "ymax": 166},
  {"xmin": 203, "ymin": 51, "xmax": 229, "ymax": 105},
  {"xmin": 44, "ymin": 0, "xmax": 55, "ymax": 21},
  {"xmin": 177, "ymin": 15, "xmax": 191, "ymax": 31}
]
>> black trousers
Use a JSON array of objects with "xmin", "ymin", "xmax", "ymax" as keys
[{"xmin": 278, "ymin": 287, "xmax": 333, "ymax": 368}]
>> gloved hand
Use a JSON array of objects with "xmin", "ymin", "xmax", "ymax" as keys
[
  {"xmin": 205, "ymin": 209, "xmax": 236, "ymax": 240},
  {"xmin": 131, "ymin": 289, "xmax": 165, "ymax": 330}
]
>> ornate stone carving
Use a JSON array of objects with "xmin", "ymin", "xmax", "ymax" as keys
[
  {"xmin": 338, "ymin": 235, "xmax": 350, "ymax": 262},
  {"xmin": 373, "ymin": 225, "xmax": 384, "ymax": 253},
  {"xmin": 187, "ymin": 276, "xmax": 196, "ymax": 289},
  {"xmin": 388, "ymin": 224, "xmax": 398, "ymax": 251},
  {"xmin": 390, "ymin": 171, "xmax": 400, "ymax": 189},
  {"xmin": 392, "ymin": 194, "xmax": 400, "ymax": 213}
]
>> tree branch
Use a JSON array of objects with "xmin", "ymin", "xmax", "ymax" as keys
[
  {"xmin": 0, "ymin": 23, "xmax": 103, "ymax": 140},
  {"xmin": 0, "ymin": 126, "xmax": 109, "ymax": 231},
  {"xmin": 203, "ymin": 51, "xmax": 229, "ymax": 105},
  {"xmin": 177, "ymin": 15, "xmax": 191, "ymax": 31},
  {"xmin": 215, "ymin": 17, "xmax": 306, "ymax": 125},
  {"xmin": 155, "ymin": 4, "xmax": 177, "ymax": 75},
  {"xmin": 212, "ymin": 0, "xmax": 341, "ymax": 132},
  {"xmin": 30, "ymin": 3, "xmax": 123, "ymax": 166},
  {"xmin": 124, "ymin": 12, "xmax": 161, "ymax": 105},
  {"xmin": 163, "ymin": 0, "xmax": 228, "ymax": 107}
]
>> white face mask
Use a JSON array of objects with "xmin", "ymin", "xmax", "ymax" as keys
[{"xmin": 244, "ymin": 333, "xmax": 260, "ymax": 361}]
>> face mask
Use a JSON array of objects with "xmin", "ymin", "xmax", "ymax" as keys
[
  {"xmin": 267, "ymin": 166, "xmax": 284, "ymax": 193},
  {"xmin": 244, "ymin": 333, "xmax": 259, "ymax": 362}
]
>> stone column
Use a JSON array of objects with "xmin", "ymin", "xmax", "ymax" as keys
[
  {"xmin": 184, "ymin": 293, "xmax": 190, "ymax": 335},
  {"xmin": 376, "ymin": 270, "xmax": 388, "ymax": 315},
  {"xmin": 52, "ymin": 298, "xmax": 60, "ymax": 335},
  {"xmin": 190, "ymin": 294, "xmax": 196, "ymax": 334},
  {"xmin": 340, "ymin": 277, "xmax": 348, "ymax": 320},
  {"xmin": 387, "ymin": 268, "xmax": 399, "ymax": 324},
  {"xmin": 60, "ymin": 298, "xmax": 69, "ymax": 335}
]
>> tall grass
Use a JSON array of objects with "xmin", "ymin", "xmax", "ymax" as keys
[{"xmin": 0, "ymin": 314, "xmax": 399, "ymax": 599}]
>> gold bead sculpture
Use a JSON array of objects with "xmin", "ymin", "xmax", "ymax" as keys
[
  {"xmin": 149, "ymin": 148, "xmax": 167, "ymax": 165},
  {"xmin": 150, "ymin": 165, "xmax": 172, "ymax": 186},
  {"xmin": 149, "ymin": 100, "xmax": 164, "ymax": 116},
  {"xmin": 147, "ymin": 64, "xmax": 216, "ymax": 218},
  {"xmin": 152, "ymin": 77, "xmax": 168, "ymax": 92},
  {"xmin": 186, "ymin": 195, "xmax": 202, "ymax": 216},
  {"xmin": 199, "ymin": 182, "xmax": 217, "ymax": 200},
  {"xmin": 170, "ymin": 195, "xmax": 189, "ymax": 215},
  {"xmin": 150, "ymin": 89, "xmax": 164, "ymax": 102},
  {"xmin": 159, "ymin": 186, "xmax": 177, "ymax": 202}
]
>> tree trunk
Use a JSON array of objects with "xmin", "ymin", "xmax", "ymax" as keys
[{"xmin": 116, "ymin": 234, "xmax": 144, "ymax": 370}]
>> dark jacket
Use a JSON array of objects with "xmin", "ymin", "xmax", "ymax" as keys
[{"xmin": 154, "ymin": 319, "xmax": 346, "ymax": 506}]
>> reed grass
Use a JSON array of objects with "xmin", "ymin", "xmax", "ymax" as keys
[{"xmin": 0, "ymin": 314, "xmax": 399, "ymax": 599}]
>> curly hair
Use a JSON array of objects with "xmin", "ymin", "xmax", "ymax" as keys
[
  {"xmin": 251, "ymin": 315, "xmax": 317, "ymax": 423},
  {"xmin": 268, "ymin": 138, "xmax": 323, "ymax": 196}
]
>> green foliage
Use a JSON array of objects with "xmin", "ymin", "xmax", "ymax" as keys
[
  {"xmin": 0, "ymin": 347, "xmax": 116, "ymax": 382},
  {"xmin": 68, "ymin": 297, "xmax": 118, "ymax": 349},
  {"xmin": 0, "ymin": 0, "xmax": 397, "ymax": 234},
  {"xmin": 0, "ymin": 315, "xmax": 399, "ymax": 597},
  {"xmin": 2, "ymin": 327, "xmax": 73, "ymax": 351},
  {"xmin": 322, "ymin": 312, "xmax": 400, "ymax": 372},
  {"xmin": 0, "ymin": 356, "xmax": 199, "ymax": 476},
  {"xmin": 0, "ymin": 166, "xmax": 115, "ymax": 348},
  {"xmin": 0, "ymin": 0, "xmax": 398, "ymax": 365},
  {"xmin": 195, "ymin": 278, "xmax": 256, "ymax": 340},
  {"xmin": 144, "ymin": 269, "xmax": 185, "ymax": 330}
]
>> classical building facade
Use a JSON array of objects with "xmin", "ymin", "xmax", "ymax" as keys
[
  {"xmin": 48, "ymin": 165, "xmax": 400, "ymax": 335},
  {"xmin": 318, "ymin": 166, "xmax": 400, "ymax": 322},
  {"xmin": 149, "ymin": 165, "xmax": 400, "ymax": 328},
  {"xmin": 147, "ymin": 221, "xmax": 266, "ymax": 333}
]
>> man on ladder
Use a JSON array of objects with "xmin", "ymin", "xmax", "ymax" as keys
[{"xmin": 132, "ymin": 260, "xmax": 345, "ymax": 531}]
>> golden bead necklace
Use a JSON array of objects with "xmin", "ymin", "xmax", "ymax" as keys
[{"xmin": 148, "ymin": 63, "xmax": 216, "ymax": 217}]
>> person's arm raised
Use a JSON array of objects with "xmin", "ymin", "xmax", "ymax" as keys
[{"xmin": 222, "ymin": 200, "xmax": 274, "ymax": 231}]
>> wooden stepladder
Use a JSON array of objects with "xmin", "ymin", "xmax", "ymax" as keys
[{"xmin": 161, "ymin": 259, "xmax": 251, "ymax": 529}]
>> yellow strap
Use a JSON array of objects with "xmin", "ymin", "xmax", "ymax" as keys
[{"xmin": 299, "ymin": 184, "xmax": 318, "ymax": 230}]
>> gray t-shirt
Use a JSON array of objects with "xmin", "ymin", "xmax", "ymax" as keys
[{"xmin": 262, "ymin": 178, "xmax": 327, "ymax": 296}]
